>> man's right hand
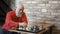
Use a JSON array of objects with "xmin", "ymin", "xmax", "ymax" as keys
[
  {"xmin": 11, "ymin": 27, "xmax": 17, "ymax": 30},
  {"xmin": 18, "ymin": 22, "xmax": 27, "ymax": 27}
]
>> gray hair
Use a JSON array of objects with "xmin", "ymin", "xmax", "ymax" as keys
[
  {"xmin": 15, "ymin": 0, "xmax": 23, "ymax": 17},
  {"xmin": 15, "ymin": 0, "xmax": 20, "ymax": 17}
]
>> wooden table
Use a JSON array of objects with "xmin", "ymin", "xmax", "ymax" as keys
[
  {"xmin": 37, "ymin": 23, "xmax": 54, "ymax": 34},
  {"xmin": 9, "ymin": 23, "xmax": 54, "ymax": 34}
]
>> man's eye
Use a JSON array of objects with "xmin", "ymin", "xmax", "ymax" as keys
[
  {"xmin": 20, "ymin": 9, "xmax": 22, "ymax": 10},
  {"xmin": 19, "ymin": 9, "xmax": 22, "ymax": 11}
]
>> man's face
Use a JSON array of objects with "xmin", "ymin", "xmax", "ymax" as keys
[
  {"xmin": 18, "ymin": 5, "xmax": 24, "ymax": 16},
  {"xmin": 16, "ymin": 4, "xmax": 24, "ymax": 17},
  {"xmin": 19, "ymin": 8, "xmax": 23, "ymax": 14}
]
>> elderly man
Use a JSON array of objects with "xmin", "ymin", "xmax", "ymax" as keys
[{"xmin": 0, "ymin": 4, "xmax": 28, "ymax": 34}]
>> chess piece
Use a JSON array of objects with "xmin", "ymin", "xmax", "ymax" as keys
[{"xmin": 31, "ymin": 25, "xmax": 39, "ymax": 32}]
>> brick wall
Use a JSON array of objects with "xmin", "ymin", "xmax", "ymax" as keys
[{"xmin": 10, "ymin": 0, "xmax": 60, "ymax": 34}]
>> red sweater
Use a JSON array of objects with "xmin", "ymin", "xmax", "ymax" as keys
[{"xmin": 2, "ymin": 10, "xmax": 28, "ymax": 30}]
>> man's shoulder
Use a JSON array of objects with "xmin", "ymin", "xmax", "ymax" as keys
[{"xmin": 7, "ymin": 10, "xmax": 15, "ymax": 14}]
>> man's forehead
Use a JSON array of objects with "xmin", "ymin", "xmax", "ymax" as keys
[{"xmin": 20, "ymin": 4, "xmax": 24, "ymax": 7}]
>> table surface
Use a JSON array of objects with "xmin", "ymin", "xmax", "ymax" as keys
[{"xmin": 9, "ymin": 23, "xmax": 54, "ymax": 34}]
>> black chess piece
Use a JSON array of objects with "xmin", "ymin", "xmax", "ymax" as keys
[{"xmin": 31, "ymin": 25, "xmax": 39, "ymax": 32}]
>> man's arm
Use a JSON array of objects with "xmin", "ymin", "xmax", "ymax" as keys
[
  {"xmin": 22, "ymin": 13, "xmax": 28, "ymax": 25},
  {"xmin": 5, "ymin": 12, "xmax": 18, "ymax": 29}
]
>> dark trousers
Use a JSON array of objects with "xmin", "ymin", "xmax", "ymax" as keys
[{"xmin": 0, "ymin": 29, "xmax": 18, "ymax": 34}]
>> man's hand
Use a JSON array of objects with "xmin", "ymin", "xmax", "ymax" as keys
[
  {"xmin": 11, "ymin": 27, "xmax": 17, "ymax": 30},
  {"xmin": 19, "ymin": 22, "xmax": 27, "ymax": 27},
  {"xmin": 18, "ymin": 22, "xmax": 27, "ymax": 30}
]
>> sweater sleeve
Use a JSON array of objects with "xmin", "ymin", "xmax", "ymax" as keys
[
  {"xmin": 22, "ymin": 13, "xmax": 28, "ymax": 25},
  {"xmin": 5, "ymin": 12, "xmax": 18, "ymax": 28}
]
